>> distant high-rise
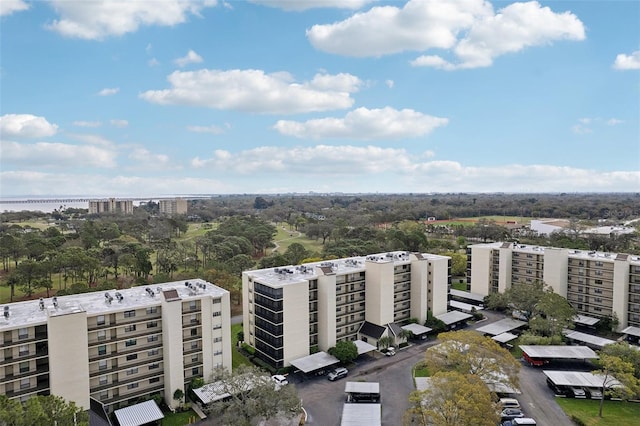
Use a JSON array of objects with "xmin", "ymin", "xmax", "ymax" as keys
[
  {"xmin": 88, "ymin": 198, "xmax": 133, "ymax": 214},
  {"xmin": 159, "ymin": 198, "xmax": 188, "ymax": 215}
]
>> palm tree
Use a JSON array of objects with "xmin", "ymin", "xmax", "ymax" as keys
[{"xmin": 377, "ymin": 335, "xmax": 394, "ymax": 350}]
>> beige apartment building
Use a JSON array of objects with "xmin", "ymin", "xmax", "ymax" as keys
[
  {"xmin": 159, "ymin": 198, "xmax": 188, "ymax": 215},
  {"xmin": 0, "ymin": 279, "xmax": 231, "ymax": 412},
  {"xmin": 242, "ymin": 251, "xmax": 451, "ymax": 369},
  {"xmin": 88, "ymin": 198, "xmax": 134, "ymax": 214},
  {"xmin": 467, "ymin": 242, "xmax": 640, "ymax": 330}
]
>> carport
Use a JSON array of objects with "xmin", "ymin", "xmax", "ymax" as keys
[
  {"xmin": 345, "ymin": 381, "xmax": 380, "ymax": 403},
  {"xmin": 114, "ymin": 400, "xmax": 164, "ymax": 426},
  {"xmin": 401, "ymin": 323, "xmax": 432, "ymax": 340},
  {"xmin": 492, "ymin": 332, "xmax": 518, "ymax": 348},
  {"xmin": 436, "ymin": 310, "xmax": 472, "ymax": 330},
  {"xmin": 353, "ymin": 340, "xmax": 377, "ymax": 356},
  {"xmin": 193, "ymin": 381, "xmax": 231, "ymax": 405},
  {"xmin": 574, "ymin": 314, "xmax": 600, "ymax": 329},
  {"xmin": 449, "ymin": 300, "xmax": 483, "ymax": 313},
  {"xmin": 520, "ymin": 345, "xmax": 598, "ymax": 367},
  {"xmin": 475, "ymin": 318, "xmax": 527, "ymax": 336},
  {"xmin": 543, "ymin": 370, "xmax": 617, "ymax": 388},
  {"xmin": 563, "ymin": 330, "xmax": 615, "ymax": 349},
  {"xmin": 621, "ymin": 325, "xmax": 640, "ymax": 344},
  {"xmin": 449, "ymin": 289, "xmax": 485, "ymax": 306},
  {"xmin": 290, "ymin": 351, "xmax": 340, "ymax": 376},
  {"xmin": 340, "ymin": 403, "xmax": 381, "ymax": 426}
]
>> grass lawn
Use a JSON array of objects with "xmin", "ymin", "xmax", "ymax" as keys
[
  {"xmin": 556, "ymin": 398, "xmax": 640, "ymax": 425},
  {"xmin": 161, "ymin": 409, "xmax": 199, "ymax": 426},
  {"xmin": 270, "ymin": 225, "xmax": 324, "ymax": 256},
  {"xmin": 231, "ymin": 323, "xmax": 251, "ymax": 369}
]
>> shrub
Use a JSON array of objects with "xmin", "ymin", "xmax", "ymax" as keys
[{"xmin": 241, "ymin": 343, "xmax": 256, "ymax": 355}]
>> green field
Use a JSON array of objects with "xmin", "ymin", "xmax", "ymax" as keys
[
  {"xmin": 270, "ymin": 224, "xmax": 325, "ymax": 256},
  {"xmin": 556, "ymin": 398, "xmax": 640, "ymax": 425}
]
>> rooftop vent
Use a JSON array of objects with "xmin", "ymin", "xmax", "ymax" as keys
[
  {"xmin": 52, "ymin": 297, "xmax": 58, "ymax": 308},
  {"xmin": 115, "ymin": 292, "xmax": 124, "ymax": 302},
  {"xmin": 145, "ymin": 287, "xmax": 155, "ymax": 297},
  {"xmin": 105, "ymin": 292, "xmax": 113, "ymax": 304},
  {"xmin": 3, "ymin": 306, "xmax": 9, "ymax": 319},
  {"xmin": 39, "ymin": 298, "xmax": 45, "ymax": 311}
]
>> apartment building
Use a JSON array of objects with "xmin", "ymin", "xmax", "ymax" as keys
[
  {"xmin": 88, "ymin": 198, "xmax": 134, "ymax": 214},
  {"xmin": 242, "ymin": 251, "xmax": 451, "ymax": 369},
  {"xmin": 467, "ymin": 242, "xmax": 640, "ymax": 330},
  {"xmin": 159, "ymin": 198, "xmax": 188, "ymax": 215},
  {"xmin": 0, "ymin": 279, "xmax": 231, "ymax": 412}
]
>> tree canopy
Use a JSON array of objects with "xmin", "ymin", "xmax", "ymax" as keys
[
  {"xmin": 329, "ymin": 340, "xmax": 358, "ymax": 364},
  {"xmin": 0, "ymin": 395, "xmax": 88, "ymax": 426},
  {"xmin": 404, "ymin": 371, "xmax": 500, "ymax": 426}
]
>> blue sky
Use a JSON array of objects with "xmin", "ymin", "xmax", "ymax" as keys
[{"xmin": 1, "ymin": 0, "xmax": 638, "ymax": 197}]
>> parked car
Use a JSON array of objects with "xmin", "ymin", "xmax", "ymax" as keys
[
  {"xmin": 584, "ymin": 387, "xmax": 603, "ymax": 400},
  {"xmin": 328, "ymin": 367, "xmax": 348, "ymax": 381},
  {"xmin": 511, "ymin": 418, "xmax": 537, "ymax": 425},
  {"xmin": 499, "ymin": 398, "xmax": 521, "ymax": 409},
  {"xmin": 501, "ymin": 408, "xmax": 525, "ymax": 420},
  {"xmin": 271, "ymin": 374, "xmax": 289, "ymax": 388},
  {"xmin": 385, "ymin": 347, "xmax": 396, "ymax": 356},
  {"xmin": 568, "ymin": 386, "xmax": 587, "ymax": 398},
  {"xmin": 546, "ymin": 378, "xmax": 570, "ymax": 396}
]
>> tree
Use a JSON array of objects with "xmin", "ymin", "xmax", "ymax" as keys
[
  {"xmin": 377, "ymin": 335, "xmax": 394, "ymax": 350},
  {"xmin": 329, "ymin": 340, "xmax": 358, "ymax": 364},
  {"xmin": 592, "ymin": 353, "xmax": 640, "ymax": 417},
  {"xmin": 404, "ymin": 371, "xmax": 500, "ymax": 426},
  {"xmin": 444, "ymin": 251, "xmax": 467, "ymax": 277},
  {"xmin": 0, "ymin": 394, "xmax": 88, "ymax": 426},
  {"xmin": 424, "ymin": 330, "xmax": 520, "ymax": 393},
  {"xmin": 528, "ymin": 291, "xmax": 576, "ymax": 337},
  {"xmin": 283, "ymin": 242, "xmax": 309, "ymax": 265},
  {"xmin": 206, "ymin": 365, "xmax": 301, "ymax": 426},
  {"xmin": 506, "ymin": 281, "xmax": 545, "ymax": 319}
]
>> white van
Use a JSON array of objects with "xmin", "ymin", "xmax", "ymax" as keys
[
  {"xmin": 512, "ymin": 419, "xmax": 537, "ymax": 425},
  {"xmin": 499, "ymin": 398, "xmax": 521, "ymax": 409}
]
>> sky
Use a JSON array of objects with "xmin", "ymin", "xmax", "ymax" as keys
[{"xmin": 0, "ymin": 0, "xmax": 639, "ymax": 197}]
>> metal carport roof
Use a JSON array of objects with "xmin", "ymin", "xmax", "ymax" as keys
[
  {"xmin": 492, "ymin": 332, "xmax": 518, "ymax": 343},
  {"xmin": 290, "ymin": 351, "xmax": 340, "ymax": 373},
  {"xmin": 449, "ymin": 289, "xmax": 485, "ymax": 303},
  {"xmin": 520, "ymin": 345, "xmax": 598, "ymax": 359},
  {"xmin": 621, "ymin": 325, "xmax": 640, "ymax": 338},
  {"xmin": 574, "ymin": 314, "xmax": 600, "ymax": 326},
  {"xmin": 436, "ymin": 310, "xmax": 472, "ymax": 325},
  {"xmin": 449, "ymin": 300, "xmax": 483, "ymax": 313},
  {"xmin": 401, "ymin": 323, "xmax": 432, "ymax": 335},
  {"xmin": 354, "ymin": 339, "xmax": 376, "ymax": 355},
  {"xmin": 114, "ymin": 400, "xmax": 164, "ymax": 426},
  {"xmin": 475, "ymin": 318, "xmax": 527, "ymax": 336},
  {"xmin": 340, "ymin": 403, "xmax": 381, "ymax": 426},
  {"xmin": 543, "ymin": 370, "xmax": 618, "ymax": 388},
  {"xmin": 563, "ymin": 330, "xmax": 616, "ymax": 348},
  {"xmin": 345, "ymin": 382, "xmax": 380, "ymax": 394}
]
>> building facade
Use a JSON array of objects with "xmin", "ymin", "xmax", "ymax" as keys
[
  {"xmin": 467, "ymin": 242, "xmax": 640, "ymax": 330},
  {"xmin": 159, "ymin": 198, "xmax": 188, "ymax": 215},
  {"xmin": 242, "ymin": 251, "xmax": 451, "ymax": 369},
  {"xmin": 88, "ymin": 198, "xmax": 134, "ymax": 214},
  {"xmin": 0, "ymin": 279, "xmax": 231, "ymax": 412}
]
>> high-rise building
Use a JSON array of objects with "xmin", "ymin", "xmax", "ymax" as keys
[
  {"xmin": 467, "ymin": 242, "xmax": 640, "ymax": 330},
  {"xmin": 0, "ymin": 279, "xmax": 231, "ymax": 412},
  {"xmin": 159, "ymin": 198, "xmax": 188, "ymax": 215},
  {"xmin": 88, "ymin": 198, "xmax": 134, "ymax": 214},
  {"xmin": 242, "ymin": 251, "xmax": 451, "ymax": 369}
]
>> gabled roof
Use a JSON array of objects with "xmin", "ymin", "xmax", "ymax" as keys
[
  {"xmin": 359, "ymin": 321, "xmax": 386, "ymax": 339},
  {"xmin": 387, "ymin": 322, "xmax": 403, "ymax": 337}
]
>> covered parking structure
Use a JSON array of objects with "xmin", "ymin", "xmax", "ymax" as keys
[
  {"xmin": 449, "ymin": 299, "xmax": 484, "ymax": 313},
  {"xmin": 520, "ymin": 345, "xmax": 598, "ymax": 367},
  {"xmin": 574, "ymin": 314, "xmax": 600, "ymax": 331},
  {"xmin": 492, "ymin": 332, "xmax": 518, "ymax": 348},
  {"xmin": 290, "ymin": 351, "xmax": 340, "ymax": 377},
  {"xmin": 401, "ymin": 323, "xmax": 432, "ymax": 341},
  {"xmin": 436, "ymin": 310, "xmax": 473, "ymax": 330},
  {"xmin": 345, "ymin": 381, "xmax": 380, "ymax": 403},
  {"xmin": 449, "ymin": 289, "xmax": 485, "ymax": 306},
  {"xmin": 621, "ymin": 325, "xmax": 640, "ymax": 345},
  {"xmin": 340, "ymin": 403, "xmax": 381, "ymax": 426},
  {"xmin": 114, "ymin": 400, "xmax": 164, "ymax": 426},
  {"xmin": 475, "ymin": 318, "xmax": 527, "ymax": 337},
  {"xmin": 354, "ymin": 340, "xmax": 377, "ymax": 357},
  {"xmin": 543, "ymin": 370, "xmax": 618, "ymax": 393},
  {"xmin": 563, "ymin": 330, "xmax": 616, "ymax": 349}
]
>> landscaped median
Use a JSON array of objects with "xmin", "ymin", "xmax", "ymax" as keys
[{"xmin": 555, "ymin": 398, "xmax": 640, "ymax": 426}]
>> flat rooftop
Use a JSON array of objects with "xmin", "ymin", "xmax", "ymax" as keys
[
  {"xmin": 0, "ymin": 278, "xmax": 227, "ymax": 331},
  {"xmin": 244, "ymin": 251, "xmax": 450, "ymax": 287},
  {"xmin": 520, "ymin": 345, "xmax": 598, "ymax": 359},
  {"xmin": 475, "ymin": 318, "xmax": 527, "ymax": 336}
]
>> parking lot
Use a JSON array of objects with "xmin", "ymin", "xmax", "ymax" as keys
[{"xmin": 295, "ymin": 311, "xmax": 575, "ymax": 426}]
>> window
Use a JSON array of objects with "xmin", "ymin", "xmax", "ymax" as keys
[
  {"xmin": 147, "ymin": 335, "xmax": 159, "ymax": 343},
  {"xmin": 189, "ymin": 301, "xmax": 197, "ymax": 310},
  {"xmin": 20, "ymin": 378, "xmax": 30, "ymax": 389},
  {"xmin": 19, "ymin": 345, "xmax": 29, "ymax": 356},
  {"xmin": 214, "ymin": 350, "xmax": 223, "ymax": 356},
  {"xmin": 212, "ymin": 298, "xmax": 221, "ymax": 304},
  {"xmin": 98, "ymin": 345, "xmax": 106, "ymax": 356},
  {"xmin": 214, "ymin": 337, "xmax": 222, "ymax": 343},
  {"xmin": 192, "ymin": 367, "xmax": 199, "ymax": 375},
  {"xmin": 124, "ymin": 310, "xmax": 135, "ymax": 318},
  {"xmin": 127, "ymin": 368, "xmax": 138, "ymax": 375},
  {"xmin": 149, "ymin": 377, "xmax": 160, "ymax": 384},
  {"xmin": 125, "ymin": 339, "xmax": 137, "ymax": 347},
  {"xmin": 19, "ymin": 362, "xmax": 29, "ymax": 373},
  {"xmin": 213, "ymin": 324, "xmax": 222, "ymax": 330},
  {"xmin": 191, "ymin": 355, "xmax": 199, "ymax": 362},
  {"xmin": 149, "ymin": 363, "xmax": 159, "ymax": 370},
  {"xmin": 99, "ymin": 375, "xmax": 108, "ymax": 385},
  {"xmin": 126, "ymin": 354, "xmax": 138, "ymax": 361},
  {"xmin": 125, "ymin": 325, "xmax": 136, "ymax": 332},
  {"xmin": 99, "ymin": 392, "xmax": 109, "ymax": 401},
  {"xmin": 190, "ymin": 342, "xmax": 198, "ymax": 350},
  {"xmin": 18, "ymin": 328, "xmax": 28, "ymax": 339},
  {"xmin": 97, "ymin": 330, "xmax": 106, "ymax": 341},
  {"xmin": 127, "ymin": 382, "xmax": 139, "ymax": 390},
  {"xmin": 98, "ymin": 360, "xmax": 107, "ymax": 370},
  {"xmin": 147, "ymin": 321, "xmax": 158, "ymax": 328},
  {"xmin": 97, "ymin": 315, "xmax": 105, "ymax": 326},
  {"xmin": 190, "ymin": 328, "xmax": 198, "ymax": 337},
  {"xmin": 147, "ymin": 306, "xmax": 158, "ymax": 315},
  {"xmin": 148, "ymin": 349, "xmax": 159, "ymax": 357},
  {"xmin": 190, "ymin": 315, "xmax": 198, "ymax": 324},
  {"xmin": 212, "ymin": 311, "xmax": 221, "ymax": 317}
]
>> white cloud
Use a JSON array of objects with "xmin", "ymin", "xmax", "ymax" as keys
[
  {"xmin": 128, "ymin": 148, "xmax": 169, "ymax": 166},
  {"xmin": 572, "ymin": 124, "xmax": 592, "ymax": 135},
  {"xmin": 68, "ymin": 133, "xmax": 116, "ymax": 147},
  {"xmin": 140, "ymin": 69, "xmax": 361, "ymax": 114},
  {"xmin": 73, "ymin": 120, "xmax": 102, "ymax": 128},
  {"xmin": 1, "ymin": 140, "xmax": 117, "ymax": 168},
  {"xmin": 385, "ymin": 79, "xmax": 394, "ymax": 88},
  {"xmin": 0, "ymin": 114, "xmax": 58, "ymax": 138},
  {"xmin": 98, "ymin": 87, "xmax": 120, "ymax": 96},
  {"xmin": 578, "ymin": 118, "xmax": 591, "ymax": 125},
  {"xmin": 174, "ymin": 50, "xmax": 204, "ymax": 67},
  {"xmin": 187, "ymin": 124, "xmax": 229, "ymax": 134},
  {"xmin": 308, "ymin": 0, "xmax": 585, "ymax": 70},
  {"xmin": 273, "ymin": 107, "xmax": 448, "ymax": 140},
  {"xmin": 606, "ymin": 118, "xmax": 624, "ymax": 126},
  {"xmin": 613, "ymin": 50, "xmax": 640, "ymax": 70},
  {"xmin": 148, "ymin": 58, "xmax": 160, "ymax": 67},
  {"xmin": 249, "ymin": 0, "xmax": 374, "ymax": 11},
  {"xmin": 110, "ymin": 119, "xmax": 129, "ymax": 128},
  {"xmin": 46, "ymin": 0, "xmax": 217, "ymax": 40},
  {"xmin": 0, "ymin": 0, "xmax": 29, "ymax": 17}
]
